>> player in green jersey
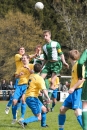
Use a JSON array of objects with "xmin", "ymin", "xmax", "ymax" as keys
[{"xmin": 77, "ymin": 49, "xmax": 87, "ymax": 130}]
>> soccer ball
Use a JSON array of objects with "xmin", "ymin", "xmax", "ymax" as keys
[{"xmin": 35, "ymin": 2, "xmax": 44, "ymax": 10}]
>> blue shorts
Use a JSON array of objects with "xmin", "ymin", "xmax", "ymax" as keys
[
  {"xmin": 62, "ymin": 88, "xmax": 82, "ymax": 110},
  {"xmin": 13, "ymin": 84, "xmax": 27, "ymax": 100},
  {"xmin": 14, "ymin": 78, "xmax": 19, "ymax": 89},
  {"xmin": 51, "ymin": 88, "xmax": 58, "ymax": 99},
  {"xmin": 26, "ymin": 97, "xmax": 43, "ymax": 115}
]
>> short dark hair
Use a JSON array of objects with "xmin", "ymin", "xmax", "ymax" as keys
[{"xmin": 34, "ymin": 64, "xmax": 42, "ymax": 73}]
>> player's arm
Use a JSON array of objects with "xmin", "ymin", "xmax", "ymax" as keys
[
  {"xmin": 24, "ymin": 65, "xmax": 34, "ymax": 74},
  {"xmin": 15, "ymin": 70, "xmax": 24, "ymax": 78},
  {"xmin": 57, "ymin": 43, "xmax": 69, "ymax": 69},
  {"xmin": 60, "ymin": 54, "xmax": 69, "ymax": 69},
  {"xmin": 15, "ymin": 54, "xmax": 22, "ymax": 62},
  {"xmin": 42, "ymin": 89, "xmax": 50, "ymax": 102}
]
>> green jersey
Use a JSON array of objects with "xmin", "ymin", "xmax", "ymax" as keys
[
  {"xmin": 77, "ymin": 49, "xmax": 87, "ymax": 79},
  {"xmin": 43, "ymin": 40, "xmax": 63, "ymax": 61}
]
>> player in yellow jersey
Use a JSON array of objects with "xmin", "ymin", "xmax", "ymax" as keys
[
  {"xmin": 58, "ymin": 50, "xmax": 85, "ymax": 130},
  {"xmin": 18, "ymin": 64, "xmax": 50, "ymax": 128},
  {"xmin": 5, "ymin": 47, "xmax": 25, "ymax": 119},
  {"xmin": 12, "ymin": 54, "xmax": 34, "ymax": 123},
  {"xmin": 49, "ymin": 76, "xmax": 60, "ymax": 111},
  {"xmin": 43, "ymin": 76, "xmax": 60, "ymax": 112}
]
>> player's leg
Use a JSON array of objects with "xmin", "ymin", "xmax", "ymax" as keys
[
  {"xmin": 40, "ymin": 101, "xmax": 48, "ymax": 127},
  {"xmin": 19, "ymin": 94, "xmax": 26, "ymax": 121},
  {"xmin": 12, "ymin": 86, "xmax": 21, "ymax": 123},
  {"xmin": 51, "ymin": 88, "xmax": 58, "ymax": 111},
  {"xmin": 81, "ymin": 80, "xmax": 87, "ymax": 130},
  {"xmin": 73, "ymin": 88, "xmax": 83, "ymax": 127},
  {"xmin": 50, "ymin": 61, "xmax": 62, "ymax": 89},
  {"xmin": 58, "ymin": 94, "xmax": 71, "ymax": 130},
  {"xmin": 5, "ymin": 94, "xmax": 13, "ymax": 114},
  {"xmin": 50, "ymin": 73, "xmax": 57, "ymax": 89},
  {"xmin": 58, "ymin": 106, "xmax": 69, "ymax": 130},
  {"xmin": 18, "ymin": 85, "xmax": 27, "ymax": 121},
  {"xmin": 74, "ymin": 108, "xmax": 82, "ymax": 127},
  {"xmin": 82, "ymin": 101, "xmax": 87, "ymax": 130},
  {"xmin": 18, "ymin": 97, "xmax": 41, "ymax": 128}
]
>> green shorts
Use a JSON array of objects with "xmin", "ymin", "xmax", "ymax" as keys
[
  {"xmin": 41, "ymin": 61, "xmax": 62, "ymax": 75},
  {"xmin": 81, "ymin": 80, "xmax": 87, "ymax": 101}
]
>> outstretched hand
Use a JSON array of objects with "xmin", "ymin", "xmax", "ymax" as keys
[{"xmin": 64, "ymin": 62, "xmax": 69, "ymax": 69}]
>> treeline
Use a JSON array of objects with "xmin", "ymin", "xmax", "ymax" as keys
[{"xmin": 0, "ymin": 0, "xmax": 87, "ymax": 80}]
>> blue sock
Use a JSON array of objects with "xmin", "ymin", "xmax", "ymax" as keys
[
  {"xmin": 52, "ymin": 102, "xmax": 55, "ymax": 109},
  {"xmin": 77, "ymin": 115, "xmax": 83, "ymax": 127},
  {"xmin": 17, "ymin": 101, "xmax": 22, "ymax": 110},
  {"xmin": 22, "ymin": 116, "xmax": 38, "ymax": 124},
  {"xmin": 12, "ymin": 105, "xmax": 17, "ymax": 119},
  {"xmin": 7, "ymin": 95, "xmax": 13, "ymax": 107},
  {"xmin": 41, "ymin": 112, "xmax": 46, "ymax": 127},
  {"xmin": 21, "ymin": 103, "xmax": 26, "ymax": 118},
  {"xmin": 58, "ymin": 114, "xmax": 66, "ymax": 130}
]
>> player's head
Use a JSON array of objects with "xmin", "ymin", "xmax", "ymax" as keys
[
  {"xmin": 43, "ymin": 30, "xmax": 51, "ymax": 42},
  {"xmin": 35, "ymin": 44, "xmax": 42, "ymax": 54},
  {"xmin": 34, "ymin": 63, "xmax": 42, "ymax": 73},
  {"xmin": 69, "ymin": 50, "xmax": 80, "ymax": 60},
  {"xmin": 18, "ymin": 47, "xmax": 25, "ymax": 55},
  {"xmin": 22, "ymin": 54, "xmax": 30, "ymax": 64}
]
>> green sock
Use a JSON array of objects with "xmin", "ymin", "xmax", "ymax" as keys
[{"xmin": 82, "ymin": 111, "xmax": 87, "ymax": 130}]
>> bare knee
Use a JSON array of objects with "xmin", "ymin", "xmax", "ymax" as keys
[
  {"xmin": 59, "ymin": 106, "xmax": 68, "ymax": 114},
  {"xmin": 42, "ymin": 106, "xmax": 47, "ymax": 113},
  {"xmin": 13, "ymin": 99, "xmax": 18, "ymax": 105}
]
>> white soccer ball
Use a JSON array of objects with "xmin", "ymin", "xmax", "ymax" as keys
[{"xmin": 35, "ymin": 2, "xmax": 44, "ymax": 10}]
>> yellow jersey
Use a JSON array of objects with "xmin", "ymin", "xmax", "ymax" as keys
[
  {"xmin": 70, "ymin": 61, "xmax": 85, "ymax": 89},
  {"xmin": 48, "ymin": 77, "xmax": 59, "ymax": 88},
  {"xmin": 15, "ymin": 54, "xmax": 23, "ymax": 71},
  {"xmin": 25, "ymin": 73, "xmax": 46, "ymax": 98},
  {"xmin": 15, "ymin": 64, "xmax": 34, "ymax": 85}
]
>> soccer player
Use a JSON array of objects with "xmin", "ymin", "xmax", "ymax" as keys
[
  {"xmin": 44, "ymin": 76, "xmax": 60, "ymax": 112},
  {"xmin": 58, "ymin": 50, "xmax": 85, "ymax": 130},
  {"xmin": 12, "ymin": 54, "xmax": 34, "ymax": 123},
  {"xmin": 5, "ymin": 47, "xmax": 25, "ymax": 115},
  {"xmin": 41, "ymin": 30, "xmax": 69, "ymax": 91},
  {"xmin": 77, "ymin": 49, "xmax": 87, "ymax": 130},
  {"xmin": 18, "ymin": 63, "xmax": 50, "ymax": 128},
  {"xmin": 30, "ymin": 44, "xmax": 44, "ymax": 66}
]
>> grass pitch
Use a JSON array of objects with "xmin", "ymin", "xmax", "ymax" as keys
[{"xmin": 0, "ymin": 101, "xmax": 82, "ymax": 130}]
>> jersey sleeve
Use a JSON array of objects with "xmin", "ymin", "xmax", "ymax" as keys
[
  {"xmin": 57, "ymin": 42, "xmax": 63, "ymax": 55},
  {"xmin": 15, "ymin": 54, "xmax": 22, "ymax": 62},
  {"xmin": 40, "ymin": 78, "xmax": 46, "ymax": 90},
  {"xmin": 77, "ymin": 49, "xmax": 87, "ymax": 79}
]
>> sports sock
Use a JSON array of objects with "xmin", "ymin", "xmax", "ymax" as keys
[
  {"xmin": 7, "ymin": 95, "xmax": 13, "ymax": 107},
  {"xmin": 77, "ymin": 115, "xmax": 82, "ymax": 127},
  {"xmin": 58, "ymin": 114, "xmax": 66, "ymax": 130},
  {"xmin": 12, "ymin": 105, "xmax": 17, "ymax": 119},
  {"xmin": 41, "ymin": 112, "xmax": 46, "ymax": 127},
  {"xmin": 17, "ymin": 100, "xmax": 22, "ymax": 110},
  {"xmin": 22, "ymin": 116, "xmax": 38, "ymax": 124},
  {"xmin": 21, "ymin": 103, "xmax": 26, "ymax": 118},
  {"xmin": 52, "ymin": 102, "xmax": 55, "ymax": 109},
  {"xmin": 82, "ymin": 109, "xmax": 87, "ymax": 130}
]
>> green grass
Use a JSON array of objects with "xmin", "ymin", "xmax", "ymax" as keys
[{"xmin": 0, "ymin": 101, "xmax": 82, "ymax": 130}]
